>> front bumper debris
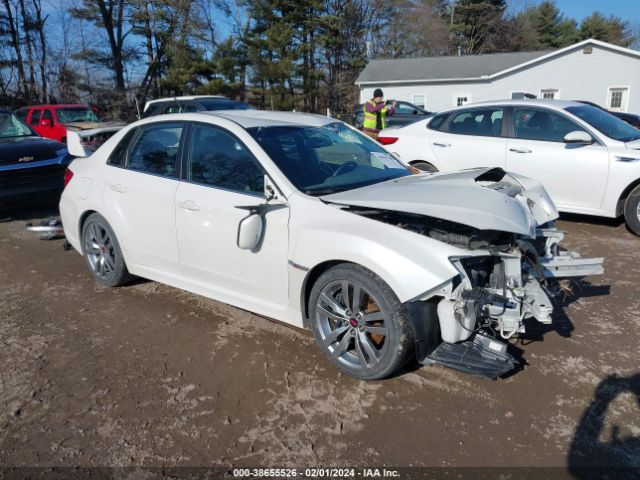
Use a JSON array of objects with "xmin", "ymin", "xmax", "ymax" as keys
[
  {"xmin": 537, "ymin": 226, "xmax": 604, "ymax": 278},
  {"xmin": 421, "ymin": 332, "xmax": 516, "ymax": 379},
  {"xmin": 415, "ymin": 224, "xmax": 603, "ymax": 379}
]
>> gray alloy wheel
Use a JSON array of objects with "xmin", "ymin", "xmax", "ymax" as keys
[
  {"xmin": 309, "ymin": 264, "xmax": 414, "ymax": 380},
  {"xmin": 623, "ymin": 184, "xmax": 640, "ymax": 236},
  {"xmin": 315, "ymin": 279, "xmax": 389, "ymax": 370},
  {"xmin": 84, "ymin": 221, "xmax": 116, "ymax": 280},
  {"xmin": 82, "ymin": 213, "xmax": 133, "ymax": 287}
]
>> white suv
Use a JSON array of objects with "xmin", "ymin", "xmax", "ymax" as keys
[{"xmin": 380, "ymin": 100, "xmax": 640, "ymax": 235}]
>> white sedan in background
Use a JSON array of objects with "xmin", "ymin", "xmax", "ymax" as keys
[
  {"xmin": 61, "ymin": 111, "xmax": 601, "ymax": 380},
  {"xmin": 378, "ymin": 100, "xmax": 640, "ymax": 235}
]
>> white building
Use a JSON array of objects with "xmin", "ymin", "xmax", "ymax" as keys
[{"xmin": 356, "ymin": 39, "xmax": 640, "ymax": 113}]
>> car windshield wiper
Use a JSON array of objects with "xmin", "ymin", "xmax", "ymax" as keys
[{"xmin": 305, "ymin": 186, "xmax": 351, "ymax": 196}]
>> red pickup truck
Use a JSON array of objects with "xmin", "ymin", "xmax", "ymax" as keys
[{"xmin": 14, "ymin": 104, "xmax": 102, "ymax": 143}]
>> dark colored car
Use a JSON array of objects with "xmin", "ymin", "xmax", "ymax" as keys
[
  {"xmin": 352, "ymin": 100, "xmax": 431, "ymax": 129},
  {"xmin": 575, "ymin": 100, "xmax": 640, "ymax": 129},
  {"xmin": 141, "ymin": 95, "xmax": 251, "ymax": 118},
  {"xmin": 0, "ymin": 109, "xmax": 70, "ymax": 209}
]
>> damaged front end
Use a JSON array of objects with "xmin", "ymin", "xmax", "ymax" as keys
[{"xmin": 333, "ymin": 169, "xmax": 603, "ymax": 378}]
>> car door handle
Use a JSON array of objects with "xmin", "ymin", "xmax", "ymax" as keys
[
  {"xmin": 178, "ymin": 200, "xmax": 200, "ymax": 212},
  {"xmin": 509, "ymin": 147, "xmax": 532, "ymax": 154},
  {"xmin": 433, "ymin": 142, "xmax": 451, "ymax": 148},
  {"xmin": 109, "ymin": 183, "xmax": 126, "ymax": 193}
]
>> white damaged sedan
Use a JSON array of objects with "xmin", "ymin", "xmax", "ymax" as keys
[{"xmin": 60, "ymin": 111, "xmax": 603, "ymax": 380}]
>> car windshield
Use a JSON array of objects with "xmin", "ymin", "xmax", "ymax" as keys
[
  {"xmin": 0, "ymin": 113, "xmax": 35, "ymax": 138},
  {"xmin": 565, "ymin": 105, "xmax": 640, "ymax": 142},
  {"xmin": 248, "ymin": 122, "xmax": 411, "ymax": 195},
  {"xmin": 55, "ymin": 107, "xmax": 99, "ymax": 123}
]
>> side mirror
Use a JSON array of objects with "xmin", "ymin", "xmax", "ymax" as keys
[
  {"xmin": 563, "ymin": 130, "xmax": 593, "ymax": 144},
  {"xmin": 237, "ymin": 213, "xmax": 263, "ymax": 250},
  {"xmin": 40, "ymin": 118, "xmax": 52, "ymax": 127},
  {"xmin": 412, "ymin": 110, "xmax": 418, "ymax": 115},
  {"xmin": 66, "ymin": 131, "xmax": 89, "ymax": 157}
]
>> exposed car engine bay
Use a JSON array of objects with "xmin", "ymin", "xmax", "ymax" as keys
[{"xmin": 342, "ymin": 205, "xmax": 604, "ymax": 378}]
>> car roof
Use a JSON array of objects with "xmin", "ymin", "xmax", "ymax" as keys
[
  {"xmin": 145, "ymin": 95, "xmax": 226, "ymax": 106},
  {"xmin": 443, "ymin": 99, "xmax": 583, "ymax": 112},
  {"xmin": 137, "ymin": 110, "xmax": 337, "ymax": 128},
  {"xmin": 201, "ymin": 110, "xmax": 338, "ymax": 128},
  {"xmin": 26, "ymin": 104, "xmax": 89, "ymax": 109}
]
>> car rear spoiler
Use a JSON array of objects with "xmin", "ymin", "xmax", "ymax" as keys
[{"xmin": 67, "ymin": 126, "xmax": 124, "ymax": 158}]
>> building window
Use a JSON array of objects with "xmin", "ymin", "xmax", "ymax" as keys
[
  {"xmin": 412, "ymin": 94, "xmax": 426, "ymax": 108},
  {"xmin": 607, "ymin": 87, "xmax": 629, "ymax": 112},
  {"xmin": 454, "ymin": 93, "xmax": 471, "ymax": 107},
  {"xmin": 541, "ymin": 89, "xmax": 559, "ymax": 99}
]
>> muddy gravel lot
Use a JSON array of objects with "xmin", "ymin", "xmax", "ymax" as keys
[{"xmin": 0, "ymin": 204, "xmax": 639, "ymax": 478}]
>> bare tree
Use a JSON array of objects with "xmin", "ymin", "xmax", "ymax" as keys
[
  {"xmin": 31, "ymin": 0, "xmax": 49, "ymax": 102},
  {"xmin": 2, "ymin": 0, "xmax": 29, "ymax": 98}
]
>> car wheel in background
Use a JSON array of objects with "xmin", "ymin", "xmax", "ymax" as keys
[
  {"xmin": 81, "ymin": 213, "xmax": 134, "ymax": 286},
  {"xmin": 410, "ymin": 161, "xmax": 438, "ymax": 173},
  {"xmin": 623, "ymin": 184, "xmax": 640, "ymax": 236},
  {"xmin": 309, "ymin": 264, "xmax": 415, "ymax": 380}
]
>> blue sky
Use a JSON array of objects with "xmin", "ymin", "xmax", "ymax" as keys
[{"xmin": 531, "ymin": 0, "xmax": 640, "ymax": 24}]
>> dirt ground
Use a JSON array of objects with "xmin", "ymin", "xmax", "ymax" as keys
[{"xmin": 0, "ymin": 203, "xmax": 639, "ymax": 478}]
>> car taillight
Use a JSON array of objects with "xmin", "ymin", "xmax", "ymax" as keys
[
  {"xmin": 378, "ymin": 136, "xmax": 398, "ymax": 145},
  {"xmin": 63, "ymin": 168, "xmax": 74, "ymax": 188}
]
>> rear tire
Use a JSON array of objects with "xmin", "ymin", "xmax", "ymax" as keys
[
  {"xmin": 309, "ymin": 264, "xmax": 414, "ymax": 380},
  {"xmin": 410, "ymin": 161, "xmax": 438, "ymax": 173},
  {"xmin": 81, "ymin": 213, "xmax": 133, "ymax": 287},
  {"xmin": 623, "ymin": 185, "xmax": 640, "ymax": 236}
]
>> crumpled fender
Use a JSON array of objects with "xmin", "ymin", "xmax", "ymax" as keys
[{"xmin": 288, "ymin": 196, "xmax": 465, "ymax": 303}]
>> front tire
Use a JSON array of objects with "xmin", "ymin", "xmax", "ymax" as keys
[
  {"xmin": 623, "ymin": 185, "xmax": 640, "ymax": 236},
  {"xmin": 81, "ymin": 213, "xmax": 133, "ymax": 286},
  {"xmin": 309, "ymin": 264, "xmax": 414, "ymax": 380}
]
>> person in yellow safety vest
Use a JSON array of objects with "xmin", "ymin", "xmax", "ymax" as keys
[{"xmin": 362, "ymin": 88, "xmax": 396, "ymax": 140}]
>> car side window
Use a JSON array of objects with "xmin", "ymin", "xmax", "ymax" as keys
[
  {"xmin": 186, "ymin": 123, "xmax": 266, "ymax": 196},
  {"xmin": 395, "ymin": 103, "xmax": 416, "ymax": 114},
  {"xmin": 30, "ymin": 109, "xmax": 41, "ymax": 125},
  {"xmin": 449, "ymin": 108, "xmax": 504, "ymax": 137},
  {"xmin": 427, "ymin": 113, "xmax": 448, "ymax": 131},
  {"xmin": 163, "ymin": 104, "xmax": 184, "ymax": 114},
  {"xmin": 513, "ymin": 108, "xmax": 586, "ymax": 142},
  {"xmin": 107, "ymin": 129, "xmax": 137, "ymax": 167},
  {"xmin": 126, "ymin": 123, "xmax": 183, "ymax": 177},
  {"xmin": 42, "ymin": 109, "xmax": 53, "ymax": 122}
]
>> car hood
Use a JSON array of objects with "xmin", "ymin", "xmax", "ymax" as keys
[
  {"xmin": 0, "ymin": 136, "xmax": 66, "ymax": 166},
  {"xmin": 321, "ymin": 168, "xmax": 558, "ymax": 236}
]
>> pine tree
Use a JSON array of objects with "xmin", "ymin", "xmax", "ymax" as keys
[
  {"xmin": 580, "ymin": 12, "xmax": 633, "ymax": 47},
  {"xmin": 449, "ymin": 0, "xmax": 508, "ymax": 54},
  {"xmin": 532, "ymin": 1, "xmax": 577, "ymax": 48}
]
